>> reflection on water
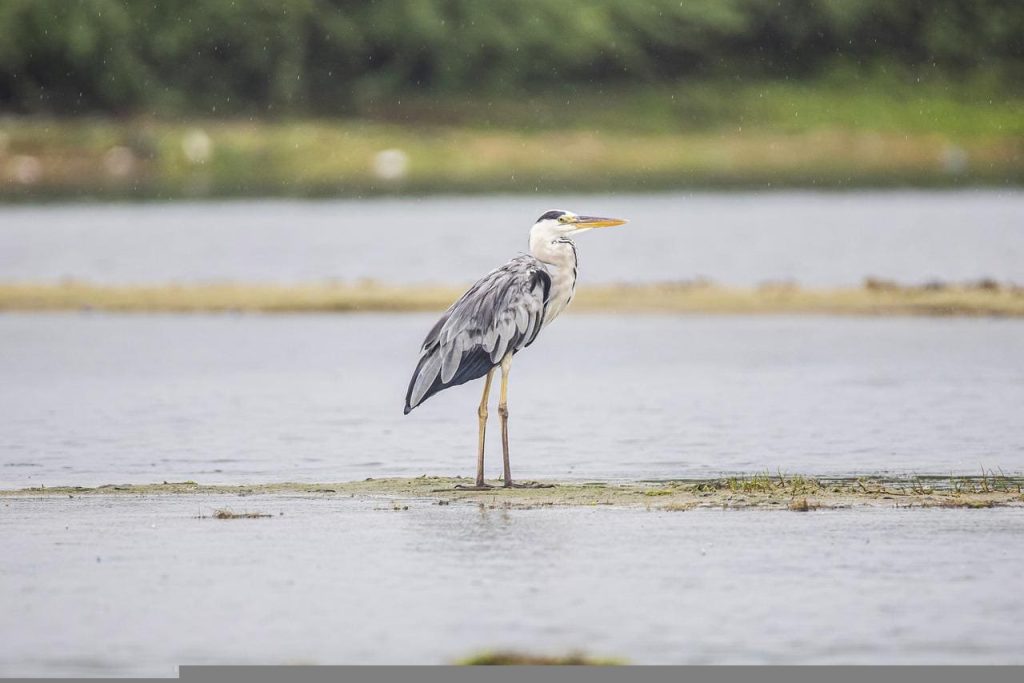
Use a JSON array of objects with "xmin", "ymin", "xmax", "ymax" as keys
[
  {"xmin": 1, "ymin": 191, "xmax": 1022, "ymax": 286},
  {"xmin": 1, "ymin": 312, "xmax": 1022, "ymax": 488},
  {"xmin": 2, "ymin": 496, "xmax": 1022, "ymax": 674}
]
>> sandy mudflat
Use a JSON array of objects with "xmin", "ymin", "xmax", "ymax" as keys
[
  {"xmin": 5, "ymin": 475, "xmax": 1022, "ymax": 510},
  {"xmin": 2, "ymin": 281, "xmax": 1023, "ymax": 317}
]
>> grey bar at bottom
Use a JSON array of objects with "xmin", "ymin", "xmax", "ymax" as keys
[{"xmin": 180, "ymin": 665, "xmax": 1024, "ymax": 683}]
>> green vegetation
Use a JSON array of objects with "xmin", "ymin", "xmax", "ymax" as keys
[
  {"xmin": 366, "ymin": 77, "xmax": 1024, "ymax": 137},
  {"xmin": 2, "ymin": 79, "xmax": 1020, "ymax": 198},
  {"xmin": 0, "ymin": 2, "xmax": 1019, "ymax": 197},
  {"xmin": 2, "ymin": 279, "xmax": 1022, "ymax": 317},
  {"xmin": 6, "ymin": 474, "xmax": 1023, "ymax": 510},
  {"xmin": 2, "ymin": 1, "xmax": 1021, "ymax": 114},
  {"xmin": 1, "ymin": 2, "xmax": 1020, "ymax": 196}
]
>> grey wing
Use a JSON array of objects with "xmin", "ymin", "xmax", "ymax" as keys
[{"xmin": 404, "ymin": 255, "xmax": 551, "ymax": 414}]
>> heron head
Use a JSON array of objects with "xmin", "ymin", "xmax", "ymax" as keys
[{"xmin": 531, "ymin": 209, "xmax": 628, "ymax": 239}]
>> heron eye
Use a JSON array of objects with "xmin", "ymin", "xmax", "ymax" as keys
[{"xmin": 558, "ymin": 215, "xmax": 570, "ymax": 223}]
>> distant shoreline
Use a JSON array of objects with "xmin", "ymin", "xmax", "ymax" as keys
[
  {"xmin": 1, "ymin": 280, "xmax": 1022, "ymax": 317},
  {"xmin": 2, "ymin": 111, "xmax": 1021, "ymax": 201}
]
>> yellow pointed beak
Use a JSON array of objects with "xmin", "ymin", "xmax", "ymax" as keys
[{"xmin": 572, "ymin": 215, "xmax": 628, "ymax": 228}]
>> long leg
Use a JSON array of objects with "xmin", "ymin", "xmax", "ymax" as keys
[
  {"xmin": 498, "ymin": 354, "xmax": 513, "ymax": 485},
  {"xmin": 455, "ymin": 367, "xmax": 495, "ymax": 490},
  {"xmin": 475, "ymin": 368, "xmax": 495, "ymax": 487},
  {"xmin": 499, "ymin": 353, "xmax": 553, "ymax": 489}
]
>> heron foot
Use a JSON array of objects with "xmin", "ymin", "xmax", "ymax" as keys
[
  {"xmin": 502, "ymin": 481, "xmax": 555, "ymax": 489},
  {"xmin": 453, "ymin": 483, "xmax": 496, "ymax": 491}
]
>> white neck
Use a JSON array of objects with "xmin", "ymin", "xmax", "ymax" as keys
[
  {"xmin": 529, "ymin": 227, "xmax": 576, "ymax": 268},
  {"xmin": 528, "ymin": 224, "xmax": 579, "ymax": 325}
]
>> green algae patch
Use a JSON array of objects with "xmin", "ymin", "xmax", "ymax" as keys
[
  {"xmin": 4, "ymin": 474, "xmax": 1023, "ymax": 511},
  {"xmin": 199, "ymin": 508, "xmax": 275, "ymax": 519},
  {"xmin": 457, "ymin": 650, "xmax": 625, "ymax": 665}
]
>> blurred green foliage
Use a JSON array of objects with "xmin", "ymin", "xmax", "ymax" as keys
[{"xmin": 0, "ymin": 0, "xmax": 1021, "ymax": 115}]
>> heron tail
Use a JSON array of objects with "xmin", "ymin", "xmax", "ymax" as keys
[
  {"xmin": 404, "ymin": 346, "xmax": 441, "ymax": 414},
  {"xmin": 404, "ymin": 344, "xmax": 494, "ymax": 414}
]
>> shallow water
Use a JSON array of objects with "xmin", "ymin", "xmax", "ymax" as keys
[
  {"xmin": 2, "ymin": 495, "xmax": 1022, "ymax": 675},
  {"xmin": 2, "ymin": 312, "xmax": 1022, "ymax": 489},
  {"xmin": 1, "ymin": 191, "xmax": 1022, "ymax": 286}
]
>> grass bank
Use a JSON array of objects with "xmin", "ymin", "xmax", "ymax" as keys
[
  {"xmin": 2, "ymin": 280, "xmax": 1022, "ymax": 317},
  {"xmin": 1, "ymin": 81, "xmax": 1021, "ymax": 199},
  {"xmin": 6, "ymin": 474, "xmax": 1022, "ymax": 511}
]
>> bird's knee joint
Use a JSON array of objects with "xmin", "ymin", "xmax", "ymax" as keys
[
  {"xmin": 478, "ymin": 406, "xmax": 488, "ymax": 419},
  {"xmin": 498, "ymin": 404, "xmax": 509, "ymax": 418}
]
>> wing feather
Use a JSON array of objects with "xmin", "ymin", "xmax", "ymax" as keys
[{"xmin": 404, "ymin": 255, "xmax": 551, "ymax": 414}]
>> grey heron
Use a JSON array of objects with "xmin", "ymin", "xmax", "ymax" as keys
[{"xmin": 404, "ymin": 209, "xmax": 628, "ymax": 489}]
